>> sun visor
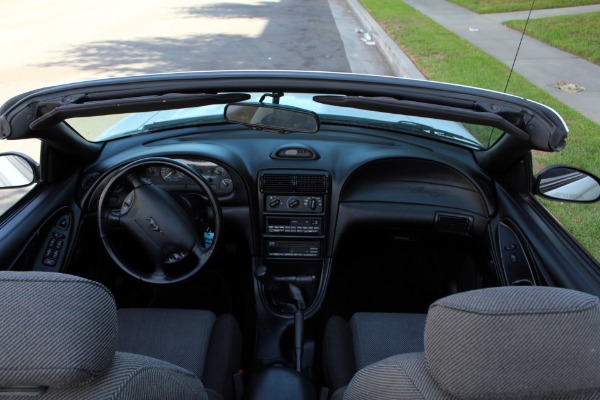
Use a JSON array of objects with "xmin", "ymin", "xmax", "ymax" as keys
[
  {"xmin": 28, "ymin": 93, "xmax": 250, "ymax": 130},
  {"xmin": 314, "ymin": 95, "xmax": 568, "ymax": 152}
]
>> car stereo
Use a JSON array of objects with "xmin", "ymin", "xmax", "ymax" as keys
[
  {"xmin": 267, "ymin": 241, "xmax": 320, "ymax": 258},
  {"xmin": 266, "ymin": 217, "xmax": 321, "ymax": 235}
]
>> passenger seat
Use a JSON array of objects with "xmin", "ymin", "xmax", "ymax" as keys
[
  {"xmin": 322, "ymin": 312, "xmax": 426, "ymax": 393},
  {"xmin": 324, "ymin": 286, "xmax": 600, "ymax": 400}
]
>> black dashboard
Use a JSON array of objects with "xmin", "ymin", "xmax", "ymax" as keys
[
  {"xmin": 78, "ymin": 126, "xmax": 496, "ymax": 317},
  {"xmin": 81, "ymin": 127, "xmax": 496, "ymax": 253}
]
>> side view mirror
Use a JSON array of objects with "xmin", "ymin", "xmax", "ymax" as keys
[
  {"xmin": 0, "ymin": 152, "xmax": 39, "ymax": 189},
  {"xmin": 535, "ymin": 165, "xmax": 600, "ymax": 203}
]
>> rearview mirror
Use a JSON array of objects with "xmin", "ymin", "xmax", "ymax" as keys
[
  {"xmin": 224, "ymin": 103, "xmax": 320, "ymax": 134},
  {"xmin": 0, "ymin": 153, "xmax": 38, "ymax": 188},
  {"xmin": 536, "ymin": 165, "xmax": 600, "ymax": 203}
]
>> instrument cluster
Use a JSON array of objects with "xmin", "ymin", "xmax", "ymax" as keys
[{"xmin": 145, "ymin": 159, "xmax": 234, "ymax": 196}]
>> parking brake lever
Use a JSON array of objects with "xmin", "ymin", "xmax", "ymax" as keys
[{"xmin": 288, "ymin": 283, "xmax": 306, "ymax": 373}]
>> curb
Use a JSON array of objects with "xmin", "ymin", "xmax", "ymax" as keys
[{"xmin": 346, "ymin": 0, "xmax": 426, "ymax": 79}]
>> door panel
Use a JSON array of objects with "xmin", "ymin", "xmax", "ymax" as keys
[
  {"xmin": 491, "ymin": 183, "xmax": 600, "ymax": 295},
  {"xmin": 0, "ymin": 175, "xmax": 79, "ymax": 272}
]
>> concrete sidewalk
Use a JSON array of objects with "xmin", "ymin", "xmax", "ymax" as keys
[
  {"xmin": 487, "ymin": 4, "xmax": 600, "ymax": 22},
  {"xmin": 347, "ymin": 0, "xmax": 600, "ymax": 125},
  {"xmin": 400, "ymin": 0, "xmax": 600, "ymax": 125}
]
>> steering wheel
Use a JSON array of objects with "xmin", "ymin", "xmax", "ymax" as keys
[{"xmin": 97, "ymin": 158, "xmax": 222, "ymax": 284}]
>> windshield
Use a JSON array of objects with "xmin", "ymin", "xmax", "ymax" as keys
[{"xmin": 65, "ymin": 92, "xmax": 504, "ymax": 149}]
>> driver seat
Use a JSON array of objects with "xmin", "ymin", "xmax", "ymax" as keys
[
  {"xmin": 117, "ymin": 308, "xmax": 241, "ymax": 400},
  {"xmin": 0, "ymin": 271, "xmax": 241, "ymax": 400}
]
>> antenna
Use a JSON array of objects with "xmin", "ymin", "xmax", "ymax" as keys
[{"xmin": 504, "ymin": 0, "xmax": 536, "ymax": 93}]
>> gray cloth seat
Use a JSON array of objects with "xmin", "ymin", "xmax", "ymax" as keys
[
  {"xmin": 117, "ymin": 308, "xmax": 241, "ymax": 400},
  {"xmin": 333, "ymin": 286, "xmax": 600, "ymax": 400},
  {"xmin": 323, "ymin": 312, "xmax": 427, "ymax": 392},
  {"xmin": 0, "ymin": 271, "xmax": 241, "ymax": 400}
]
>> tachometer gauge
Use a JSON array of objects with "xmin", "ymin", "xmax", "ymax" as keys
[{"xmin": 160, "ymin": 167, "xmax": 184, "ymax": 182}]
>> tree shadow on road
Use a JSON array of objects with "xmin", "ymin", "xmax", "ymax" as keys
[
  {"xmin": 178, "ymin": 2, "xmax": 280, "ymax": 19},
  {"xmin": 34, "ymin": 0, "xmax": 350, "ymax": 76},
  {"xmin": 37, "ymin": 35, "xmax": 273, "ymax": 75}
]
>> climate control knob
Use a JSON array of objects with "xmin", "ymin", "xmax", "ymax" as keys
[
  {"xmin": 287, "ymin": 198, "xmax": 300, "ymax": 209},
  {"xmin": 269, "ymin": 198, "xmax": 282, "ymax": 208}
]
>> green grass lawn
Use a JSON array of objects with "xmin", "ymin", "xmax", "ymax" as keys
[
  {"xmin": 505, "ymin": 12, "xmax": 600, "ymax": 65},
  {"xmin": 448, "ymin": 0, "xmax": 600, "ymax": 13},
  {"xmin": 359, "ymin": 0, "xmax": 600, "ymax": 260}
]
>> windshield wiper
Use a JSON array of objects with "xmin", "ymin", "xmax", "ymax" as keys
[
  {"xmin": 29, "ymin": 93, "xmax": 250, "ymax": 130},
  {"xmin": 142, "ymin": 115, "xmax": 226, "ymax": 132},
  {"xmin": 96, "ymin": 114, "xmax": 229, "ymax": 142},
  {"xmin": 397, "ymin": 120, "xmax": 483, "ymax": 148}
]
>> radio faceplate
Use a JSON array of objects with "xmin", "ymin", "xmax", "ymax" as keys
[
  {"xmin": 267, "ymin": 241, "xmax": 320, "ymax": 258},
  {"xmin": 259, "ymin": 170, "xmax": 330, "ymax": 259},
  {"xmin": 266, "ymin": 217, "xmax": 321, "ymax": 235}
]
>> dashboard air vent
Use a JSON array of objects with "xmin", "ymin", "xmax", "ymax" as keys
[
  {"xmin": 435, "ymin": 214, "xmax": 473, "ymax": 236},
  {"xmin": 296, "ymin": 175, "xmax": 327, "ymax": 192},
  {"xmin": 262, "ymin": 174, "xmax": 294, "ymax": 192},
  {"xmin": 261, "ymin": 173, "xmax": 328, "ymax": 193}
]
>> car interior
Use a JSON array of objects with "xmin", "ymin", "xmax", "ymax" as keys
[{"xmin": 1, "ymin": 72, "xmax": 599, "ymax": 399}]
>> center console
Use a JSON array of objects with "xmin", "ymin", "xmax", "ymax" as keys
[
  {"xmin": 257, "ymin": 170, "xmax": 330, "ymax": 314},
  {"xmin": 251, "ymin": 170, "xmax": 330, "ymax": 399},
  {"xmin": 261, "ymin": 172, "xmax": 328, "ymax": 257}
]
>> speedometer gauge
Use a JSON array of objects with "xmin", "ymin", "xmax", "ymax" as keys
[{"xmin": 160, "ymin": 167, "xmax": 184, "ymax": 182}]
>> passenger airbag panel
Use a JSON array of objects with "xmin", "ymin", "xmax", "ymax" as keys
[{"xmin": 342, "ymin": 180, "xmax": 486, "ymax": 215}]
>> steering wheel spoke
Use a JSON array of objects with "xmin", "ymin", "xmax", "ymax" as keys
[
  {"xmin": 124, "ymin": 172, "xmax": 146, "ymax": 188},
  {"xmin": 97, "ymin": 158, "xmax": 222, "ymax": 284},
  {"xmin": 107, "ymin": 211, "xmax": 121, "ymax": 228},
  {"xmin": 191, "ymin": 240, "xmax": 209, "ymax": 264},
  {"xmin": 151, "ymin": 263, "xmax": 166, "ymax": 276}
]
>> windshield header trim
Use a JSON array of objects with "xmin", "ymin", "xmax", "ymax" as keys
[{"xmin": 1, "ymin": 71, "xmax": 567, "ymax": 152}]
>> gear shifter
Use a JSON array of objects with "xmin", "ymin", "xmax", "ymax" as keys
[
  {"xmin": 254, "ymin": 266, "xmax": 307, "ymax": 372},
  {"xmin": 255, "ymin": 265, "xmax": 278, "ymax": 293}
]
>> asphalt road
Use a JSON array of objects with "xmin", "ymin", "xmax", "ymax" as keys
[
  {"xmin": 0, "ymin": 0, "xmax": 391, "ymax": 100},
  {"xmin": 0, "ymin": 0, "xmax": 392, "ymax": 214}
]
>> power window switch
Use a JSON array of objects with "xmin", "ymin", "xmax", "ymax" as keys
[{"xmin": 43, "ymin": 258, "xmax": 57, "ymax": 267}]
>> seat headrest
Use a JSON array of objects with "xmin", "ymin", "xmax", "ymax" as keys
[
  {"xmin": 425, "ymin": 286, "xmax": 600, "ymax": 399},
  {"xmin": 0, "ymin": 272, "xmax": 117, "ymax": 388}
]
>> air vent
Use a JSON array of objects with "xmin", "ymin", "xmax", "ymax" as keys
[
  {"xmin": 435, "ymin": 214, "xmax": 473, "ymax": 236},
  {"xmin": 262, "ymin": 174, "xmax": 294, "ymax": 192},
  {"xmin": 261, "ymin": 173, "xmax": 328, "ymax": 193},
  {"xmin": 296, "ymin": 175, "xmax": 327, "ymax": 192}
]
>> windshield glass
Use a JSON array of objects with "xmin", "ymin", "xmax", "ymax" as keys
[{"xmin": 65, "ymin": 92, "xmax": 504, "ymax": 149}]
